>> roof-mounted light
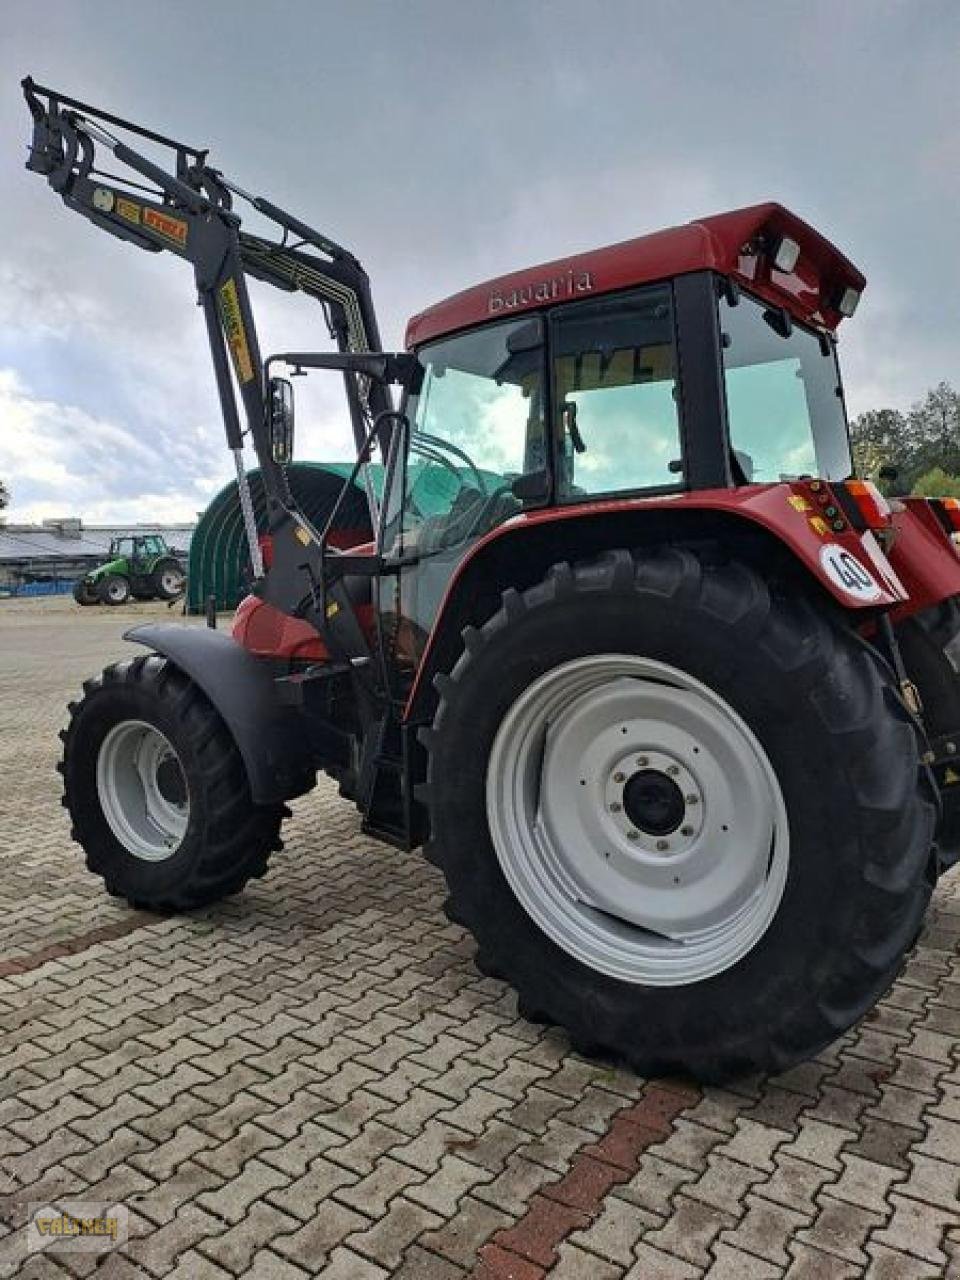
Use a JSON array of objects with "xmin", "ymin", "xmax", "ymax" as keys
[
  {"xmin": 835, "ymin": 286, "xmax": 861, "ymax": 318},
  {"xmin": 771, "ymin": 234, "xmax": 800, "ymax": 273}
]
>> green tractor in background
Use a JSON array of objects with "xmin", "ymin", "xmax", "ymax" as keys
[{"xmin": 73, "ymin": 534, "xmax": 186, "ymax": 606}]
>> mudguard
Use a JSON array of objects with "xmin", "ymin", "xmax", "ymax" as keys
[{"xmin": 125, "ymin": 623, "xmax": 316, "ymax": 804}]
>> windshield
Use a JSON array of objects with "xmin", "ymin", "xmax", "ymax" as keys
[
  {"xmin": 719, "ymin": 291, "xmax": 852, "ymax": 483},
  {"xmin": 383, "ymin": 317, "xmax": 545, "ymax": 557}
]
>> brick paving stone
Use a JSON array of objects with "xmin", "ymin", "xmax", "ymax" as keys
[
  {"xmin": 754, "ymin": 1151, "xmax": 837, "ymax": 1216},
  {"xmin": 516, "ymin": 1117, "xmax": 598, "ymax": 1175},
  {"xmin": 127, "ymin": 1157, "xmax": 224, "ymax": 1226},
  {"xmin": 795, "ymin": 1198, "xmax": 885, "ymax": 1267},
  {"xmin": 743, "ymin": 1086, "xmax": 811, "ymax": 1133},
  {"xmin": 624, "ymin": 1242, "xmax": 702, "ymax": 1279},
  {"xmin": 343, "ymin": 1194, "xmax": 443, "ymax": 1270},
  {"xmin": 643, "ymin": 1194, "xmax": 734, "ymax": 1269},
  {"xmin": 493, "ymin": 1193, "xmax": 590, "ymax": 1268},
  {"xmin": 615, "ymin": 1153, "xmax": 696, "ymax": 1216},
  {"xmin": 419, "ymin": 1193, "xmax": 513, "ymax": 1267},
  {"xmin": 569, "ymin": 1194, "xmax": 661, "ymax": 1266},
  {"xmin": 864, "ymin": 1241, "xmax": 945, "ymax": 1280},
  {"xmin": 196, "ymin": 1157, "xmax": 291, "ymax": 1225},
  {"xmin": 272, "ymin": 1199, "xmax": 370, "ymax": 1266},
  {"xmin": 406, "ymin": 1153, "xmax": 495, "ymax": 1216},
  {"xmin": 898, "ymin": 1151, "xmax": 960, "ymax": 1212},
  {"xmin": 712, "ymin": 1118, "xmax": 787, "ymax": 1172},
  {"xmin": 846, "ymin": 1119, "xmax": 922, "ymax": 1178},
  {"xmin": 392, "ymin": 1244, "xmax": 467, "ymax": 1279},
  {"xmin": 871, "ymin": 1191, "xmax": 960, "ymax": 1267},
  {"xmin": 551, "ymin": 1239, "xmax": 623, "ymax": 1279},
  {"xmin": 646, "ymin": 1119, "xmax": 725, "ymax": 1173},
  {"xmin": 319, "ymin": 1245, "xmax": 389, "ymax": 1279},
  {"xmin": 474, "ymin": 1155, "xmax": 560, "ymax": 1216},
  {"xmin": 784, "ymin": 1242, "xmax": 860, "ymax": 1278},
  {"xmin": 473, "ymin": 1241, "xmax": 545, "ymax": 1280},
  {"xmin": 720, "ymin": 1194, "xmax": 810, "ymax": 1267},
  {"xmin": 915, "ymin": 1114, "xmax": 960, "ymax": 1164},
  {"xmin": 707, "ymin": 1242, "xmax": 782, "ymax": 1279},
  {"xmin": 782, "ymin": 1118, "xmax": 853, "ymax": 1171},
  {"xmin": 121, "ymin": 1202, "xmax": 227, "ymax": 1277},
  {"xmin": 335, "ymin": 1155, "xmax": 428, "ymax": 1219},
  {"xmin": 826, "ymin": 1153, "xmax": 902, "ymax": 1215}
]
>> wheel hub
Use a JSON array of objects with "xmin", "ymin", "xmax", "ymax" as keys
[
  {"xmin": 96, "ymin": 720, "xmax": 189, "ymax": 862},
  {"xmin": 622, "ymin": 768, "xmax": 686, "ymax": 837},
  {"xmin": 486, "ymin": 655, "xmax": 789, "ymax": 986}
]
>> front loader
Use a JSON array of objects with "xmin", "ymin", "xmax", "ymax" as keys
[{"xmin": 23, "ymin": 78, "xmax": 960, "ymax": 1080}]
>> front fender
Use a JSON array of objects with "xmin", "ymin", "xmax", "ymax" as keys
[{"xmin": 125, "ymin": 623, "xmax": 315, "ymax": 804}]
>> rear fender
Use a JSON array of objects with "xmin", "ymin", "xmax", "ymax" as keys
[
  {"xmin": 404, "ymin": 484, "xmax": 910, "ymax": 721},
  {"xmin": 125, "ymin": 623, "xmax": 316, "ymax": 804}
]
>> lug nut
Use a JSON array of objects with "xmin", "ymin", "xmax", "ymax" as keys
[
  {"xmin": 686, "ymin": 795, "xmax": 699, "ymax": 805},
  {"xmin": 610, "ymin": 802, "xmax": 622, "ymax": 813},
  {"xmin": 613, "ymin": 772, "xmax": 625, "ymax": 783},
  {"xmin": 681, "ymin": 825, "xmax": 694, "ymax": 836},
  {"xmin": 667, "ymin": 764, "xmax": 680, "ymax": 776},
  {"xmin": 628, "ymin": 830, "xmax": 639, "ymax": 840},
  {"xmin": 656, "ymin": 839, "xmax": 670, "ymax": 851},
  {"xmin": 636, "ymin": 756, "xmax": 649, "ymax": 767}
]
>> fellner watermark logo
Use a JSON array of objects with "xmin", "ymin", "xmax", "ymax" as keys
[{"xmin": 26, "ymin": 1202, "xmax": 128, "ymax": 1254}]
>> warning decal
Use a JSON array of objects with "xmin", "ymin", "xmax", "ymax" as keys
[
  {"xmin": 818, "ymin": 544, "xmax": 883, "ymax": 603},
  {"xmin": 144, "ymin": 207, "xmax": 188, "ymax": 246},
  {"xmin": 115, "ymin": 198, "xmax": 141, "ymax": 225},
  {"xmin": 218, "ymin": 279, "xmax": 255, "ymax": 383}
]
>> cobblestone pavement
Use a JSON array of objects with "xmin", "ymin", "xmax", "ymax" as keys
[{"xmin": 1, "ymin": 596, "xmax": 958, "ymax": 1279}]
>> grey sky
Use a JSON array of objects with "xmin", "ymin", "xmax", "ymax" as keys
[{"xmin": 2, "ymin": 0, "xmax": 958, "ymax": 522}]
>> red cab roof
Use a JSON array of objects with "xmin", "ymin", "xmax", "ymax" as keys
[{"xmin": 405, "ymin": 202, "xmax": 866, "ymax": 349}]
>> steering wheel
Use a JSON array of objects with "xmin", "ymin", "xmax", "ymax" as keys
[{"xmin": 411, "ymin": 429, "xmax": 488, "ymax": 495}]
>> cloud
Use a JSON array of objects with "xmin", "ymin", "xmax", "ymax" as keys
[{"xmin": 1, "ymin": 0, "xmax": 957, "ymax": 525}]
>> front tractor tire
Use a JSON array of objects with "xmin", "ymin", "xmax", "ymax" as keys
[
  {"xmin": 60, "ymin": 655, "xmax": 286, "ymax": 911},
  {"xmin": 422, "ymin": 549, "xmax": 936, "ymax": 1080},
  {"xmin": 152, "ymin": 559, "xmax": 185, "ymax": 601},
  {"xmin": 98, "ymin": 574, "xmax": 131, "ymax": 606},
  {"xmin": 72, "ymin": 579, "xmax": 98, "ymax": 606}
]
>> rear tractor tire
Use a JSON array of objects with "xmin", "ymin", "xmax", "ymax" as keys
[
  {"xmin": 59, "ymin": 655, "xmax": 286, "ymax": 911},
  {"xmin": 152, "ymin": 559, "xmax": 185, "ymax": 601},
  {"xmin": 98, "ymin": 574, "xmax": 131, "ymax": 606},
  {"xmin": 421, "ymin": 548, "xmax": 936, "ymax": 1080}
]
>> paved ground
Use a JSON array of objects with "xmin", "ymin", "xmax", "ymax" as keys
[{"xmin": 0, "ymin": 596, "xmax": 958, "ymax": 1279}]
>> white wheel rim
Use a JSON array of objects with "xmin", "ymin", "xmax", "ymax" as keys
[
  {"xmin": 485, "ymin": 655, "xmax": 789, "ymax": 986},
  {"xmin": 108, "ymin": 580, "xmax": 127, "ymax": 602},
  {"xmin": 161, "ymin": 569, "xmax": 182, "ymax": 594},
  {"xmin": 96, "ymin": 720, "xmax": 189, "ymax": 861}
]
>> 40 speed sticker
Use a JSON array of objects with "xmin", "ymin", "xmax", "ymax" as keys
[{"xmin": 819, "ymin": 543, "xmax": 883, "ymax": 602}]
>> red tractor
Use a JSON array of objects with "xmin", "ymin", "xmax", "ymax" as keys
[{"xmin": 25, "ymin": 79, "xmax": 960, "ymax": 1079}]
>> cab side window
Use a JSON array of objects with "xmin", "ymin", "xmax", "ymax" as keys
[{"xmin": 551, "ymin": 286, "xmax": 682, "ymax": 497}]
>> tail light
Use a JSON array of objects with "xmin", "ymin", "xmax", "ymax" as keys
[
  {"xmin": 936, "ymin": 497, "xmax": 960, "ymax": 533},
  {"xmin": 841, "ymin": 480, "xmax": 891, "ymax": 529}
]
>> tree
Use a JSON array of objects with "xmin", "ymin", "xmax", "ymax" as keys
[
  {"xmin": 849, "ymin": 408, "xmax": 908, "ymax": 483},
  {"xmin": 0, "ymin": 479, "xmax": 8, "ymax": 523},
  {"xmin": 911, "ymin": 467, "xmax": 960, "ymax": 499},
  {"xmin": 905, "ymin": 382, "xmax": 960, "ymax": 487}
]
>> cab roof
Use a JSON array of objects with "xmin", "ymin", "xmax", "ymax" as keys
[{"xmin": 405, "ymin": 202, "xmax": 866, "ymax": 349}]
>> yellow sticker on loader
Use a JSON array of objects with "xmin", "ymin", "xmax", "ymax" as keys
[
  {"xmin": 144, "ymin": 207, "xmax": 188, "ymax": 246},
  {"xmin": 808, "ymin": 516, "xmax": 831, "ymax": 537},
  {"xmin": 116, "ymin": 198, "xmax": 141, "ymax": 225},
  {"xmin": 788, "ymin": 494, "xmax": 812, "ymax": 512},
  {"xmin": 218, "ymin": 279, "xmax": 255, "ymax": 383}
]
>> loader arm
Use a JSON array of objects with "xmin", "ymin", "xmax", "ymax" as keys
[{"xmin": 21, "ymin": 76, "xmax": 393, "ymax": 697}]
